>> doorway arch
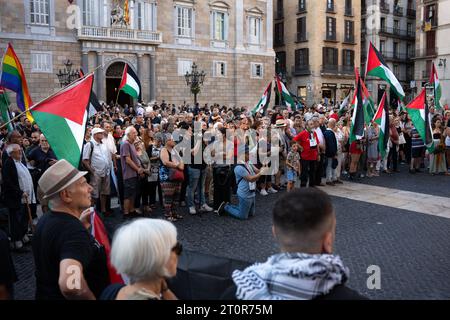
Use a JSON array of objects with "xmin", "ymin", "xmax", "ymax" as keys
[{"xmin": 105, "ymin": 61, "xmax": 134, "ymax": 107}]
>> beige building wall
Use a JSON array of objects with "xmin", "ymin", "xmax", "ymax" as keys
[
  {"xmin": 1, "ymin": 0, "xmax": 275, "ymax": 111},
  {"xmin": 414, "ymin": 0, "xmax": 450, "ymax": 107},
  {"xmin": 275, "ymin": 0, "xmax": 361, "ymax": 106}
]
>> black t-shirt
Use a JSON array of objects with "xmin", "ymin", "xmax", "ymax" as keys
[
  {"xmin": 32, "ymin": 211, "xmax": 109, "ymax": 300},
  {"xmin": 28, "ymin": 147, "xmax": 57, "ymax": 173},
  {"xmin": 0, "ymin": 229, "xmax": 17, "ymax": 297}
]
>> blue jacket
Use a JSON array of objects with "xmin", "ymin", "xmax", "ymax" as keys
[{"xmin": 323, "ymin": 129, "xmax": 338, "ymax": 158}]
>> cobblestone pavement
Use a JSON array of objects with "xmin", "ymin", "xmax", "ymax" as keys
[{"xmin": 11, "ymin": 168, "xmax": 450, "ymax": 300}]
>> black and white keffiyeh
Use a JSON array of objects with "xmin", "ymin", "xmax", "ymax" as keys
[{"xmin": 232, "ymin": 252, "xmax": 350, "ymax": 300}]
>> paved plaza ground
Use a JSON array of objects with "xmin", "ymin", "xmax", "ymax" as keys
[{"xmin": 11, "ymin": 165, "xmax": 450, "ymax": 300}]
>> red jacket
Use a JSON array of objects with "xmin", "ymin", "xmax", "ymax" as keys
[{"xmin": 294, "ymin": 130, "xmax": 319, "ymax": 161}]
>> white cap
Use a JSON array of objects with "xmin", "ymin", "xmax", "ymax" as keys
[{"xmin": 91, "ymin": 128, "xmax": 105, "ymax": 136}]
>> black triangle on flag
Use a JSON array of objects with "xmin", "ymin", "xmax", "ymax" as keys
[
  {"xmin": 79, "ymin": 68, "xmax": 103, "ymax": 117},
  {"xmin": 424, "ymin": 95, "xmax": 433, "ymax": 147},
  {"xmin": 351, "ymin": 77, "xmax": 365, "ymax": 142}
]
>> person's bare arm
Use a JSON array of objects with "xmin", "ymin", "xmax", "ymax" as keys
[{"xmin": 58, "ymin": 259, "xmax": 95, "ymax": 300}]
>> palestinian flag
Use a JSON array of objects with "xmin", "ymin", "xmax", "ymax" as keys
[
  {"xmin": 251, "ymin": 81, "xmax": 272, "ymax": 115},
  {"xmin": 350, "ymin": 77, "xmax": 365, "ymax": 144},
  {"xmin": 79, "ymin": 69, "xmax": 102, "ymax": 117},
  {"xmin": 90, "ymin": 209, "xmax": 124, "ymax": 284},
  {"xmin": 365, "ymin": 42, "xmax": 405, "ymax": 101},
  {"xmin": 30, "ymin": 74, "xmax": 94, "ymax": 168},
  {"xmin": 275, "ymin": 75, "xmax": 296, "ymax": 111},
  {"xmin": 119, "ymin": 64, "xmax": 141, "ymax": 101},
  {"xmin": 405, "ymin": 89, "xmax": 435, "ymax": 153},
  {"xmin": 372, "ymin": 91, "xmax": 389, "ymax": 158},
  {"xmin": 338, "ymin": 90, "xmax": 352, "ymax": 116},
  {"xmin": 356, "ymin": 68, "xmax": 376, "ymax": 124},
  {"xmin": 429, "ymin": 63, "xmax": 442, "ymax": 110}
]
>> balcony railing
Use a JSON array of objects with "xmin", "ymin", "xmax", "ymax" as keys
[
  {"xmin": 296, "ymin": 32, "xmax": 308, "ymax": 42},
  {"xmin": 379, "ymin": 26, "xmax": 415, "ymax": 39},
  {"xmin": 407, "ymin": 8, "xmax": 416, "ymax": 18},
  {"xmin": 292, "ymin": 65, "xmax": 311, "ymax": 76},
  {"xmin": 422, "ymin": 70, "xmax": 431, "ymax": 79},
  {"xmin": 321, "ymin": 65, "xmax": 354, "ymax": 75},
  {"xmin": 380, "ymin": 2, "xmax": 390, "ymax": 14},
  {"xmin": 274, "ymin": 39, "xmax": 285, "ymax": 47},
  {"xmin": 393, "ymin": 6, "xmax": 404, "ymax": 16},
  {"xmin": 77, "ymin": 26, "xmax": 162, "ymax": 44},
  {"xmin": 415, "ymin": 47, "xmax": 438, "ymax": 58},
  {"xmin": 382, "ymin": 51, "xmax": 416, "ymax": 61},
  {"xmin": 324, "ymin": 32, "xmax": 337, "ymax": 41},
  {"xmin": 343, "ymin": 35, "xmax": 355, "ymax": 44},
  {"xmin": 276, "ymin": 10, "xmax": 284, "ymax": 19}
]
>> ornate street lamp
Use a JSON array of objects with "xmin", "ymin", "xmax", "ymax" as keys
[
  {"xmin": 184, "ymin": 63, "xmax": 206, "ymax": 105},
  {"xmin": 56, "ymin": 59, "xmax": 80, "ymax": 87}
]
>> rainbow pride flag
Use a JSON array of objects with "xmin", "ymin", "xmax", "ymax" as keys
[{"xmin": 0, "ymin": 43, "xmax": 34, "ymax": 122}]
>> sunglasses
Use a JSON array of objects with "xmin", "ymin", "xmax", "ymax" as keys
[{"xmin": 171, "ymin": 241, "xmax": 183, "ymax": 256}]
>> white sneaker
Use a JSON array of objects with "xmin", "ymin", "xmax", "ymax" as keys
[
  {"xmin": 267, "ymin": 187, "xmax": 278, "ymax": 194},
  {"xmin": 189, "ymin": 206, "xmax": 197, "ymax": 215},
  {"xmin": 22, "ymin": 235, "xmax": 30, "ymax": 244},
  {"xmin": 201, "ymin": 204, "xmax": 213, "ymax": 212},
  {"xmin": 260, "ymin": 189, "xmax": 268, "ymax": 196},
  {"xmin": 14, "ymin": 241, "xmax": 23, "ymax": 249}
]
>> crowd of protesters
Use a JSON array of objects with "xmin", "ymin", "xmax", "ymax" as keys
[{"xmin": 0, "ymin": 98, "xmax": 449, "ymax": 300}]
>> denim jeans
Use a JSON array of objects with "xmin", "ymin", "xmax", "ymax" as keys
[
  {"xmin": 326, "ymin": 158, "xmax": 337, "ymax": 182},
  {"xmin": 224, "ymin": 196, "xmax": 255, "ymax": 220},
  {"xmin": 187, "ymin": 167, "xmax": 206, "ymax": 208}
]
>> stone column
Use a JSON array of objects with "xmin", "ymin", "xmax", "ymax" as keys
[
  {"xmin": 81, "ymin": 51, "xmax": 89, "ymax": 74},
  {"xmin": 149, "ymin": 54, "xmax": 156, "ymax": 102},
  {"xmin": 137, "ymin": 53, "xmax": 144, "ymax": 101},
  {"xmin": 235, "ymin": 0, "xmax": 244, "ymax": 49},
  {"xmin": 96, "ymin": 51, "xmax": 104, "ymax": 101},
  {"xmin": 266, "ymin": 0, "xmax": 273, "ymax": 50}
]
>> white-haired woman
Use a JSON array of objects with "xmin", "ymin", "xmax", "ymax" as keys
[{"xmin": 101, "ymin": 219, "xmax": 180, "ymax": 300}]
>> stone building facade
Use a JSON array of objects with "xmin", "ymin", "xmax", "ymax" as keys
[
  {"xmin": 0, "ymin": 0, "xmax": 275, "ymax": 109},
  {"xmin": 361, "ymin": 0, "xmax": 416, "ymax": 105},
  {"xmin": 414, "ymin": 0, "xmax": 449, "ymax": 107},
  {"xmin": 273, "ymin": 0, "xmax": 361, "ymax": 106}
]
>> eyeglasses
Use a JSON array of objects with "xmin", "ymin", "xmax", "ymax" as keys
[{"xmin": 171, "ymin": 241, "xmax": 183, "ymax": 256}]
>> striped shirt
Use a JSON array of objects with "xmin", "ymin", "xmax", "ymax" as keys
[{"xmin": 411, "ymin": 127, "xmax": 424, "ymax": 148}]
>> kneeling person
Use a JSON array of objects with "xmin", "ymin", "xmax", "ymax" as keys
[{"xmin": 217, "ymin": 145, "xmax": 268, "ymax": 220}]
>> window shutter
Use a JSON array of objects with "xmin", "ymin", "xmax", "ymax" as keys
[
  {"xmin": 305, "ymin": 48, "xmax": 309, "ymax": 66},
  {"xmin": 332, "ymin": 18, "xmax": 336, "ymax": 39},
  {"xmin": 323, "ymin": 47, "xmax": 326, "ymax": 66},
  {"xmin": 302, "ymin": 17, "xmax": 306, "ymax": 38},
  {"xmin": 224, "ymin": 13, "xmax": 229, "ymax": 41}
]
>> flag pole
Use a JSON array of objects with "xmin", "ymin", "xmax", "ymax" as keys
[
  {"xmin": 0, "ymin": 64, "xmax": 103, "ymax": 131},
  {"xmin": 116, "ymin": 64, "xmax": 127, "ymax": 106}
]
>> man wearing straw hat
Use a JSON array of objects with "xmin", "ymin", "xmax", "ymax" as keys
[{"xmin": 32, "ymin": 159, "xmax": 109, "ymax": 300}]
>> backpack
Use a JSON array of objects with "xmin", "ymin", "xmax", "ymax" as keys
[{"xmin": 79, "ymin": 141, "xmax": 94, "ymax": 182}]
